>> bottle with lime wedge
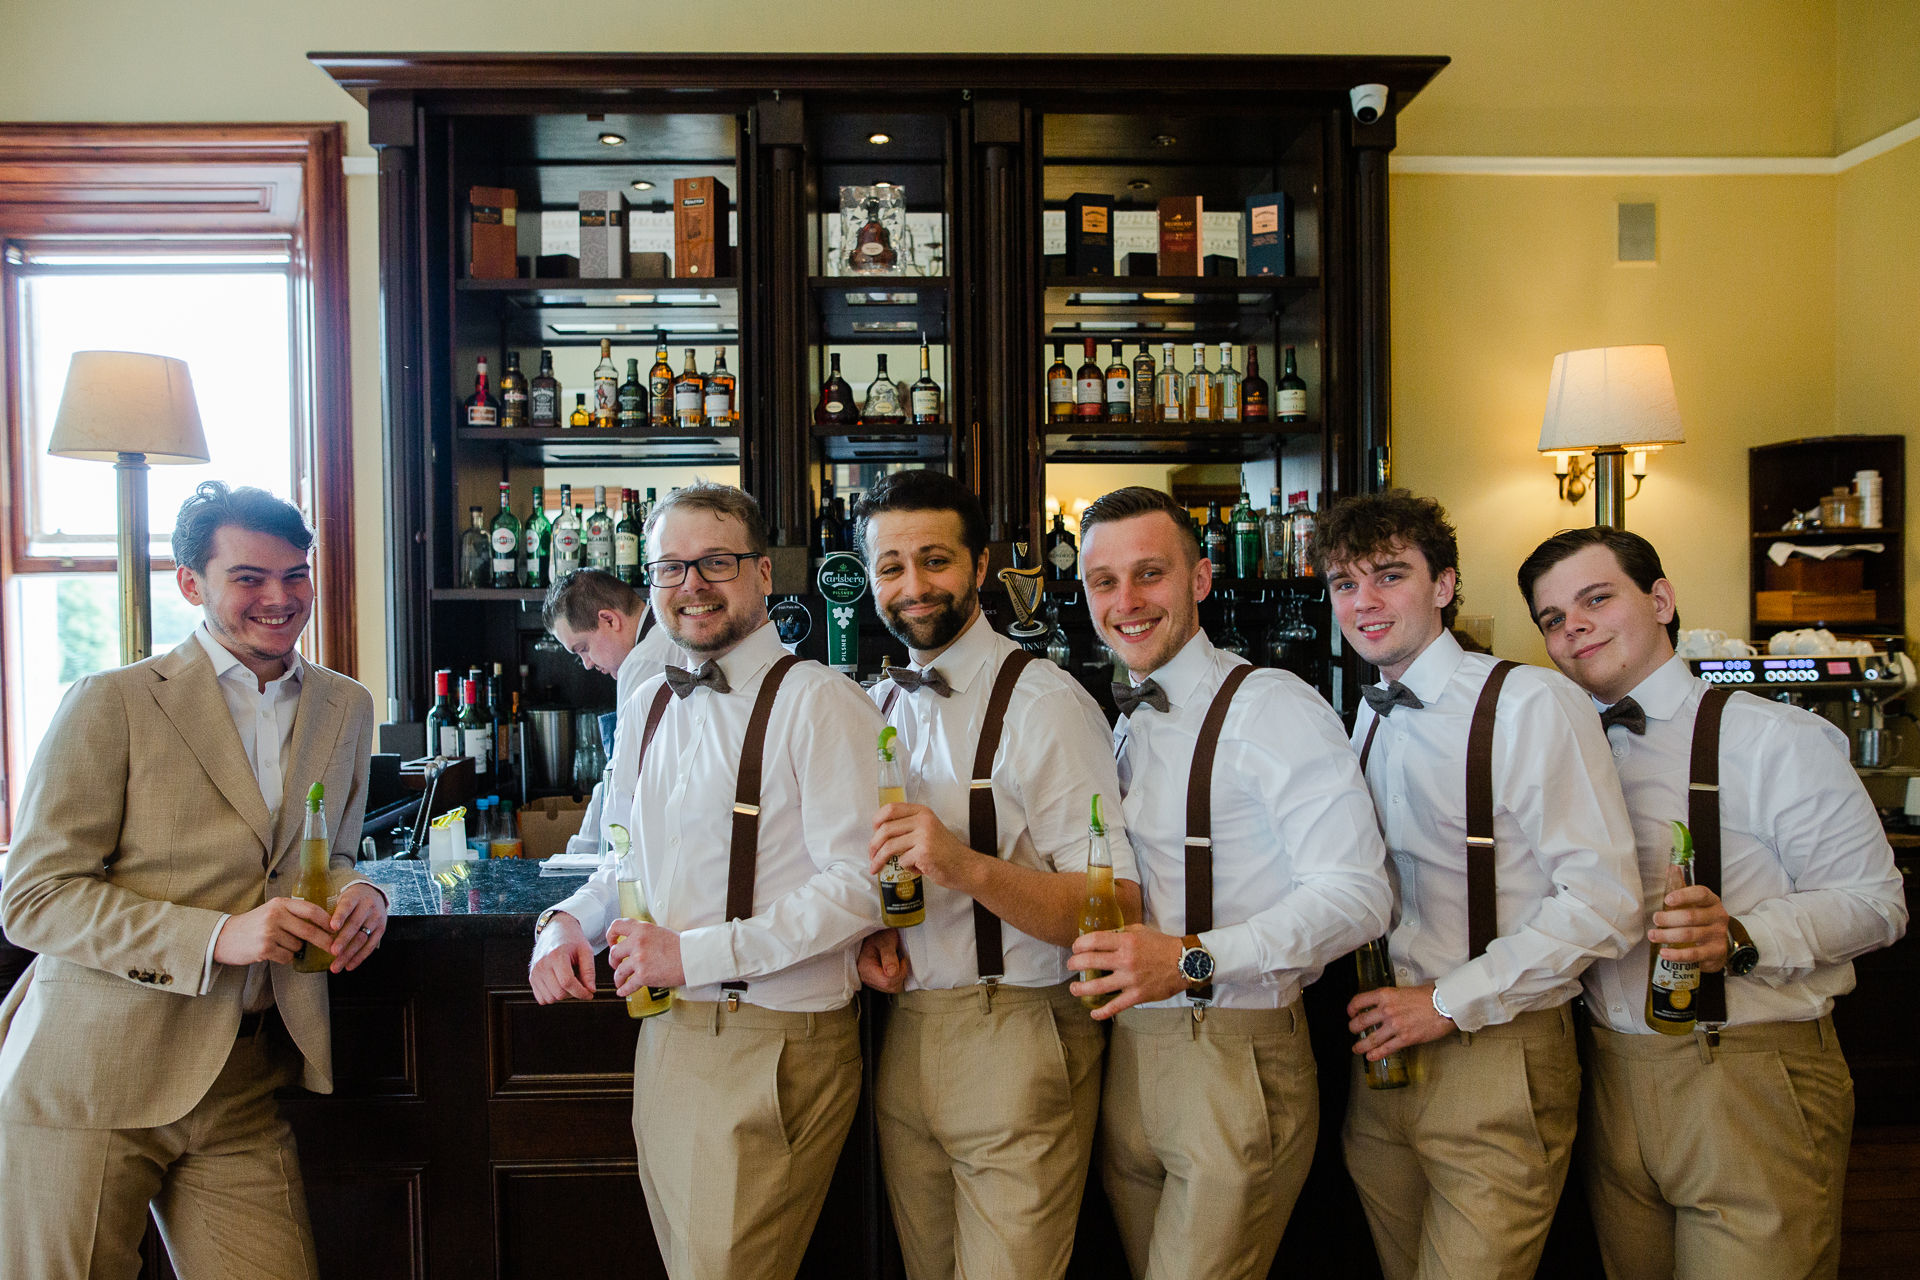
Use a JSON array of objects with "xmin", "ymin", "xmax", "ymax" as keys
[
  {"xmin": 1077, "ymin": 795, "xmax": 1123, "ymax": 1010},
  {"xmin": 610, "ymin": 822, "xmax": 672, "ymax": 1019},
  {"xmin": 1646, "ymin": 819, "xmax": 1701, "ymax": 1035},
  {"xmin": 876, "ymin": 726, "xmax": 925, "ymax": 928}
]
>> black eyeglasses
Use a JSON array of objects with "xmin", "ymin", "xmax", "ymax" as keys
[{"xmin": 643, "ymin": 552, "xmax": 765, "ymax": 587}]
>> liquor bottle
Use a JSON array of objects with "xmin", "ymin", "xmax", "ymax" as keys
[
  {"xmin": 876, "ymin": 727, "xmax": 925, "ymax": 927},
  {"xmin": 832, "ymin": 497, "xmax": 850, "ymax": 549},
  {"xmin": 491, "ymin": 663, "xmax": 515, "ymax": 790},
  {"xmin": 551, "ymin": 483, "xmax": 583, "ymax": 577},
  {"xmin": 672, "ymin": 349, "xmax": 704, "ymax": 429},
  {"xmin": 523, "ymin": 486, "xmax": 552, "ymax": 589},
  {"xmin": 909, "ymin": 339, "xmax": 942, "ymax": 426},
  {"xmin": 862, "ymin": 355, "xmax": 904, "ymax": 425},
  {"xmin": 1647, "ymin": 820, "xmax": 1702, "ymax": 1035},
  {"xmin": 1074, "ymin": 338, "xmax": 1104, "ymax": 422},
  {"xmin": 1278, "ymin": 345, "xmax": 1308, "ymax": 425},
  {"xmin": 1286, "ymin": 493, "xmax": 1316, "ymax": 577},
  {"xmin": 425, "ymin": 669, "xmax": 458, "ymax": 758},
  {"xmin": 1155, "ymin": 342, "xmax": 1186, "ymax": 423},
  {"xmin": 1231, "ymin": 489, "xmax": 1259, "ymax": 579},
  {"xmin": 1046, "ymin": 344, "xmax": 1075, "ymax": 424},
  {"xmin": 1259, "ymin": 487, "xmax": 1288, "ymax": 579},
  {"xmin": 1189, "ymin": 342, "xmax": 1215, "ymax": 422},
  {"xmin": 489, "ymin": 482, "xmax": 521, "ymax": 589},
  {"xmin": 585, "ymin": 485, "xmax": 614, "ymax": 570},
  {"xmin": 705, "ymin": 347, "xmax": 735, "ymax": 427},
  {"xmin": 815, "ymin": 353, "xmax": 858, "ymax": 426},
  {"xmin": 1045, "ymin": 512, "xmax": 1078, "ymax": 580},
  {"xmin": 459, "ymin": 506, "xmax": 489, "ymax": 587},
  {"xmin": 1045, "ymin": 600, "xmax": 1072, "ymax": 669},
  {"xmin": 614, "ymin": 488, "xmax": 642, "ymax": 585},
  {"xmin": 529, "ymin": 349, "xmax": 561, "ymax": 429},
  {"xmin": 1355, "ymin": 937, "xmax": 1412, "ymax": 1089},
  {"xmin": 648, "ymin": 343, "xmax": 673, "ymax": 427},
  {"xmin": 851, "ymin": 198, "xmax": 897, "ymax": 273},
  {"xmin": 611, "ymin": 823, "xmax": 673, "ymax": 1018},
  {"xmin": 458, "ymin": 677, "xmax": 492, "ymax": 777},
  {"xmin": 1131, "ymin": 341, "xmax": 1156, "ymax": 424},
  {"xmin": 812, "ymin": 480, "xmax": 838, "ymax": 569},
  {"xmin": 591, "ymin": 340, "xmax": 618, "ymax": 428},
  {"xmin": 1077, "ymin": 794, "xmax": 1123, "ymax": 1010},
  {"xmin": 1242, "ymin": 346, "xmax": 1271, "ymax": 423},
  {"xmin": 1217, "ymin": 343, "xmax": 1243, "ymax": 423},
  {"xmin": 464, "ymin": 357, "xmax": 498, "ymax": 427},
  {"xmin": 1203, "ymin": 500, "xmax": 1231, "ymax": 574},
  {"xmin": 1104, "ymin": 341, "xmax": 1131, "ymax": 425},
  {"xmin": 499, "ymin": 351, "xmax": 529, "ymax": 428},
  {"xmin": 617, "ymin": 358, "xmax": 645, "ymax": 427},
  {"xmin": 292, "ymin": 782, "xmax": 335, "ymax": 973},
  {"xmin": 568, "ymin": 393, "xmax": 591, "ymax": 430}
]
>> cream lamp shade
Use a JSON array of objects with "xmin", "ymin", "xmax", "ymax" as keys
[
  {"xmin": 47, "ymin": 350, "xmax": 210, "ymax": 463},
  {"xmin": 1536, "ymin": 345, "xmax": 1685, "ymax": 452}
]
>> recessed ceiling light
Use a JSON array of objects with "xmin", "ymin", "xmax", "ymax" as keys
[
  {"xmin": 631, "ymin": 180, "xmax": 654, "ymax": 191},
  {"xmin": 598, "ymin": 132, "xmax": 626, "ymax": 146},
  {"xmin": 868, "ymin": 132, "xmax": 891, "ymax": 145},
  {"xmin": 1127, "ymin": 178, "xmax": 1152, "ymax": 191},
  {"xmin": 1151, "ymin": 134, "xmax": 1177, "ymax": 147}
]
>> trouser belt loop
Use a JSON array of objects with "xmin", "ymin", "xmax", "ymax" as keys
[
  {"xmin": 1457, "ymin": 1029, "xmax": 1473, "ymax": 1047},
  {"xmin": 977, "ymin": 978, "xmax": 997, "ymax": 1014},
  {"xmin": 710, "ymin": 1001, "xmax": 722, "ymax": 1036},
  {"xmin": 805, "ymin": 1012, "xmax": 816, "ymax": 1037},
  {"xmin": 1818, "ymin": 1015, "xmax": 1831, "ymax": 1052},
  {"xmin": 1694, "ymin": 1028, "xmax": 1717, "ymax": 1065}
]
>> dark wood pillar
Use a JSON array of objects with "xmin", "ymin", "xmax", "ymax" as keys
[
  {"xmin": 754, "ymin": 94, "xmax": 810, "ymax": 555},
  {"xmin": 1353, "ymin": 112, "xmax": 1396, "ymax": 495},
  {"xmin": 972, "ymin": 97, "xmax": 1031, "ymax": 550}
]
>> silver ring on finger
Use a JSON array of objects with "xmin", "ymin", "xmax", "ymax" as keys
[{"xmin": 360, "ymin": 926, "xmax": 374, "ymax": 936}]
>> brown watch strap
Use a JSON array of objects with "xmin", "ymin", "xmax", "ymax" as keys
[
  {"xmin": 1184, "ymin": 663, "xmax": 1255, "ymax": 1005},
  {"xmin": 1688, "ymin": 686, "xmax": 1733, "ymax": 1023},
  {"xmin": 720, "ymin": 655, "xmax": 803, "ymax": 997},
  {"xmin": 966, "ymin": 650, "xmax": 1036, "ymax": 983},
  {"xmin": 1464, "ymin": 661, "xmax": 1519, "ymax": 961}
]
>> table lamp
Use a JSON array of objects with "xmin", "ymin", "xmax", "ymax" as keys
[
  {"xmin": 1537, "ymin": 345, "xmax": 1685, "ymax": 529},
  {"xmin": 47, "ymin": 351, "xmax": 210, "ymax": 665}
]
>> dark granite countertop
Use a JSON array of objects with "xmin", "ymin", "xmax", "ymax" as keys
[{"xmin": 363, "ymin": 858, "xmax": 589, "ymax": 939}]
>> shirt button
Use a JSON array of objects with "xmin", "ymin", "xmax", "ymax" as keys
[
  {"xmin": 1398, "ymin": 967, "xmax": 1410, "ymax": 978},
  {"xmin": 1611, "ymin": 1004, "xmax": 1622, "ymax": 1012},
  {"xmin": 1392, "ymin": 795, "xmax": 1402, "ymax": 804}
]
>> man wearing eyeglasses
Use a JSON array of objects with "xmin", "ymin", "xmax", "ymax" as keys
[{"xmin": 559, "ymin": 482, "xmax": 884, "ymax": 1280}]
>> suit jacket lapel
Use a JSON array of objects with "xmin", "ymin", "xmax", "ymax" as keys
[
  {"xmin": 148, "ymin": 642, "xmax": 274, "ymax": 852},
  {"xmin": 268, "ymin": 669, "xmax": 346, "ymax": 869}
]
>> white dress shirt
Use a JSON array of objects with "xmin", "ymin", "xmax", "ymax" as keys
[
  {"xmin": 870, "ymin": 612, "xmax": 1137, "ymax": 990},
  {"xmin": 559, "ymin": 621, "xmax": 885, "ymax": 1011},
  {"xmin": 1116, "ymin": 632, "xmax": 1392, "ymax": 1010},
  {"xmin": 1586, "ymin": 654, "xmax": 1908, "ymax": 1032},
  {"xmin": 1354, "ymin": 630, "xmax": 1641, "ymax": 1032},
  {"xmin": 563, "ymin": 615, "xmax": 683, "ymax": 859}
]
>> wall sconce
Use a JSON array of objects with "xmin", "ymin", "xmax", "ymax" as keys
[
  {"xmin": 1536, "ymin": 345, "xmax": 1684, "ymax": 528},
  {"xmin": 1548, "ymin": 444, "xmax": 1664, "ymax": 505}
]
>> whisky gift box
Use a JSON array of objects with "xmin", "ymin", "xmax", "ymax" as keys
[
  {"xmin": 578, "ymin": 190, "xmax": 630, "ymax": 278},
  {"xmin": 1157, "ymin": 196, "xmax": 1201, "ymax": 276},
  {"xmin": 1065, "ymin": 193, "xmax": 1114, "ymax": 276},
  {"xmin": 674, "ymin": 176, "xmax": 731, "ymax": 278},
  {"xmin": 1245, "ymin": 191, "xmax": 1294, "ymax": 277},
  {"xmin": 468, "ymin": 186, "xmax": 519, "ymax": 279},
  {"xmin": 1122, "ymin": 252, "xmax": 1159, "ymax": 275}
]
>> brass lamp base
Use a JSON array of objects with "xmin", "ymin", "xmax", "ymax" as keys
[{"xmin": 116, "ymin": 451, "xmax": 152, "ymax": 665}]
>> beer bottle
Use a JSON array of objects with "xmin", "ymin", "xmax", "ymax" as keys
[
  {"xmin": 1078, "ymin": 794, "xmax": 1124, "ymax": 1010},
  {"xmin": 292, "ymin": 782, "xmax": 336, "ymax": 973},
  {"xmin": 610, "ymin": 823, "xmax": 673, "ymax": 1019},
  {"xmin": 876, "ymin": 726, "xmax": 925, "ymax": 928},
  {"xmin": 1646, "ymin": 820, "xmax": 1701, "ymax": 1035},
  {"xmin": 1354, "ymin": 936, "xmax": 1410, "ymax": 1089}
]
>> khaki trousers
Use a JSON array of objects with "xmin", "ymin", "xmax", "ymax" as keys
[
  {"xmin": 1343, "ymin": 1002, "xmax": 1581, "ymax": 1280},
  {"xmin": 0, "ymin": 1018, "xmax": 318, "ymax": 1280},
  {"xmin": 1099, "ymin": 1002, "xmax": 1318, "ymax": 1280},
  {"xmin": 631, "ymin": 998, "xmax": 862, "ymax": 1280},
  {"xmin": 876, "ymin": 981, "xmax": 1104, "ymax": 1280},
  {"xmin": 1581, "ymin": 1014, "xmax": 1853, "ymax": 1280}
]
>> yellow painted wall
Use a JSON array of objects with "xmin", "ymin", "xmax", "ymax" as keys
[{"xmin": 1836, "ymin": 0, "xmax": 1920, "ymax": 151}]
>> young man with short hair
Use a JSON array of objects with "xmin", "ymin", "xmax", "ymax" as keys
[
  {"xmin": 854, "ymin": 468, "xmax": 1139, "ymax": 1280},
  {"xmin": 1519, "ymin": 525, "xmax": 1906, "ymax": 1280},
  {"xmin": 1067, "ymin": 486, "xmax": 1392, "ymax": 1280},
  {"xmin": 1316, "ymin": 490, "xmax": 1640, "ymax": 1280},
  {"xmin": 529, "ymin": 569, "xmax": 680, "ymax": 1005}
]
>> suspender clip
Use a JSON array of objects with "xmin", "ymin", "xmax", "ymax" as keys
[
  {"xmin": 726, "ymin": 991, "xmax": 741, "ymax": 1012},
  {"xmin": 1688, "ymin": 782, "xmax": 1719, "ymax": 793},
  {"xmin": 969, "ymin": 778, "xmax": 993, "ymax": 790},
  {"xmin": 1464, "ymin": 836, "xmax": 1495, "ymax": 849},
  {"xmin": 732, "ymin": 802, "xmax": 760, "ymax": 817},
  {"xmin": 1183, "ymin": 836, "xmax": 1212, "ymax": 848}
]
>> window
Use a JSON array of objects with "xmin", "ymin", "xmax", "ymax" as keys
[{"xmin": 0, "ymin": 124, "xmax": 354, "ymax": 824}]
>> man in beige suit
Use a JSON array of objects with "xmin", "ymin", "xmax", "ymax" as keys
[{"xmin": 0, "ymin": 481, "xmax": 385, "ymax": 1280}]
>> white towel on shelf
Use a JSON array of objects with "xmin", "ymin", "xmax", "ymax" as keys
[{"xmin": 1767, "ymin": 540, "xmax": 1885, "ymax": 566}]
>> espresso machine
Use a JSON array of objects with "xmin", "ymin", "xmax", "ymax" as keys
[{"xmin": 1687, "ymin": 648, "xmax": 1915, "ymax": 767}]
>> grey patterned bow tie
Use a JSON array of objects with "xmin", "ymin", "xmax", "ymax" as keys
[
  {"xmin": 1599, "ymin": 696, "xmax": 1647, "ymax": 736},
  {"xmin": 1112, "ymin": 678, "xmax": 1170, "ymax": 717},
  {"xmin": 889, "ymin": 666, "xmax": 951, "ymax": 697},
  {"xmin": 1362, "ymin": 681, "xmax": 1424, "ymax": 717},
  {"xmin": 664, "ymin": 660, "xmax": 730, "ymax": 699}
]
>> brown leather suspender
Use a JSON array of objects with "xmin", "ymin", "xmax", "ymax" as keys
[
  {"xmin": 1688, "ymin": 686, "xmax": 1734, "ymax": 1024},
  {"xmin": 967, "ymin": 651, "xmax": 1036, "ymax": 983},
  {"xmin": 638, "ymin": 605, "xmax": 658, "ymax": 642},
  {"xmin": 1184, "ymin": 663, "xmax": 1256, "ymax": 1007}
]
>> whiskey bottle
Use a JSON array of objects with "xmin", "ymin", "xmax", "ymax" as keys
[
  {"xmin": 876, "ymin": 727, "xmax": 925, "ymax": 928},
  {"xmin": 568, "ymin": 393, "xmax": 591, "ymax": 430},
  {"xmin": 1647, "ymin": 820, "xmax": 1702, "ymax": 1035},
  {"xmin": 1242, "ymin": 346, "xmax": 1271, "ymax": 423},
  {"xmin": 614, "ymin": 488, "xmax": 642, "ymax": 585},
  {"xmin": 648, "ymin": 343, "xmax": 673, "ymax": 427},
  {"xmin": 551, "ymin": 482, "xmax": 583, "ymax": 577},
  {"xmin": 704, "ymin": 348, "xmax": 735, "ymax": 427},
  {"xmin": 460, "ymin": 506, "xmax": 489, "ymax": 587},
  {"xmin": 1131, "ymin": 341, "xmax": 1156, "ymax": 424},
  {"xmin": 523, "ymin": 486, "xmax": 551, "ymax": 590},
  {"xmin": 862, "ymin": 354, "xmax": 904, "ymax": 425},
  {"xmin": 1355, "ymin": 937, "xmax": 1412, "ymax": 1089},
  {"xmin": 1216, "ymin": 343, "xmax": 1243, "ymax": 423},
  {"xmin": 499, "ymin": 351, "xmax": 528, "ymax": 428},
  {"xmin": 464, "ymin": 357, "xmax": 498, "ymax": 427},
  {"xmin": 909, "ymin": 339, "xmax": 942, "ymax": 426},
  {"xmin": 815, "ymin": 353, "xmax": 858, "ymax": 426},
  {"xmin": 1046, "ymin": 344, "xmax": 1075, "ymax": 424},
  {"xmin": 489, "ymin": 482, "xmax": 521, "ymax": 589},
  {"xmin": 585, "ymin": 485, "xmax": 614, "ymax": 570},
  {"xmin": 617, "ymin": 358, "xmax": 645, "ymax": 427},
  {"xmin": 1189, "ymin": 342, "xmax": 1216, "ymax": 422},
  {"xmin": 1045, "ymin": 513, "xmax": 1078, "ymax": 580},
  {"xmin": 593, "ymin": 339, "xmax": 618, "ymax": 428},
  {"xmin": 1278, "ymin": 345, "xmax": 1307, "ymax": 425},
  {"xmin": 529, "ymin": 349, "xmax": 560, "ymax": 429},
  {"xmin": 1203, "ymin": 500, "xmax": 1231, "ymax": 574},
  {"xmin": 1231, "ymin": 490, "xmax": 1259, "ymax": 579},
  {"xmin": 1155, "ymin": 342, "xmax": 1186, "ymax": 423},
  {"xmin": 1077, "ymin": 794, "xmax": 1124, "ymax": 1010},
  {"xmin": 850, "ymin": 198, "xmax": 897, "ymax": 273},
  {"xmin": 672, "ymin": 349, "xmax": 704, "ymax": 429},
  {"xmin": 1104, "ymin": 340, "xmax": 1131, "ymax": 424},
  {"xmin": 1074, "ymin": 338, "xmax": 1105, "ymax": 422}
]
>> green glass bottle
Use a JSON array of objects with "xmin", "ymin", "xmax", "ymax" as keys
[
  {"xmin": 617, "ymin": 358, "xmax": 645, "ymax": 427},
  {"xmin": 1231, "ymin": 490, "xmax": 1260, "ymax": 580},
  {"xmin": 488, "ymin": 482, "xmax": 521, "ymax": 590},
  {"xmin": 523, "ymin": 486, "xmax": 551, "ymax": 589}
]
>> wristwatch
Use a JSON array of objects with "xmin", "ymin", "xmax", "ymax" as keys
[
  {"xmin": 534, "ymin": 907, "xmax": 566, "ymax": 939},
  {"xmin": 1725, "ymin": 917, "xmax": 1759, "ymax": 977},
  {"xmin": 1177, "ymin": 934, "xmax": 1216, "ymax": 986}
]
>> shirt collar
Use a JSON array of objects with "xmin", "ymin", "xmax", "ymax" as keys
[
  {"xmin": 1608, "ymin": 652, "xmax": 1698, "ymax": 721},
  {"xmin": 906, "ymin": 608, "xmax": 996, "ymax": 696},
  {"xmin": 1135, "ymin": 629, "xmax": 1214, "ymax": 711},
  {"xmin": 1391, "ymin": 627, "xmax": 1466, "ymax": 705},
  {"xmin": 196, "ymin": 621, "xmax": 303, "ymax": 691},
  {"xmin": 709, "ymin": 618, "xmax": 784, "ymax": 692}
]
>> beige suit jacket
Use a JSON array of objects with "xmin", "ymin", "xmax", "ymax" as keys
[{"xmin": 0, "ymin": 638, "xmax": 375, "ymax": 1129}]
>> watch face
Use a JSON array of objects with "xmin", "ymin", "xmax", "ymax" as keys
[
  {"xmin": 1181, "ymin": 949, "xmax": 1215, "ymax": 983},
  {"xmin": 1728, "ymin": 945, "xmax": 1760, "ymax": 977}
]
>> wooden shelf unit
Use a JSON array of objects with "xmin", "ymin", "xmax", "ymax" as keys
[{"xmin": 1749, "ymin": 435, "xmax": 1906, "ymax": 641}]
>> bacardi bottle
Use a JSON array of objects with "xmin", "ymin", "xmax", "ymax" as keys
[
  {"xmin": 585, "ymin": 485, "xmax": 614, "ymax": 570},
  {"xmin": 551, "ymin": 483, "xmax": 583, "ymax": 578}
]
